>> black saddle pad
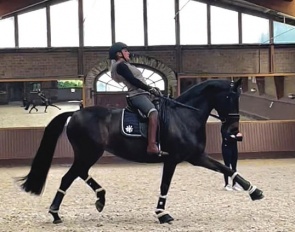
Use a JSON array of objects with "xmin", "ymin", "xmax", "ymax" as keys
[{"xmin": 121, "ymin": 109, "xmax": 147, "ymax": 137}]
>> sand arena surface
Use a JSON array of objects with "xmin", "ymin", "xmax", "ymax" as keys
[
  {"xmin": 1, "ymin": 159, "xmax": 295, "ymax": 232},
  {"xmin": 0, "ymin": 102, "xmax": 80, "ymax": 128}
]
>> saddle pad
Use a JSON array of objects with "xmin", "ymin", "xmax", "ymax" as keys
[{"xmin": 121, "ymin": 109, "xmax": 147, "ymax": 137}]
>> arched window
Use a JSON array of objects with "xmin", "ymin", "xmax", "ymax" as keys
[{"xmin": 96, "ymin": 66, "xmax": 165, "ymax": 92}]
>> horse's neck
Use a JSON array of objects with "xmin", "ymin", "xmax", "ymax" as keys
[{"xmin": 177, "ymin": 96, "xmax": 213, "ymax": 124}]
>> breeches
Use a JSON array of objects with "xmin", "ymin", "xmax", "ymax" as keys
[
  {"xmin": 222, "ymin": 142, "xmax": 238, "ymax": 170},
  {"xmin": 128, "ymin": 94, "xmax": 157, "ymax": 117}
]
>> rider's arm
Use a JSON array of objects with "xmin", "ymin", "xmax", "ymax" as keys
[{"xmin": 117, "ymin": 62, "xmax": 150, "ymax": 91}]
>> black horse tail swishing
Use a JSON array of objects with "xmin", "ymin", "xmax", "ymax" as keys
[{"xmin": 18, "ymin": 111, "xmax": 74, "ymax": 195}]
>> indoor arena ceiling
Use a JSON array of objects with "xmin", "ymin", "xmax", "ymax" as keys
[{"xmin": 0, "ymin": 0, "xmax": 294, "ymax": 21}]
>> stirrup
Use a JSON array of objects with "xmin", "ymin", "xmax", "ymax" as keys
[
  {"xmin": 147, "ymin": 150, "xmax": 169, "ymax": 157},
  {"xmin": 159, "ymin": 151, "xmax": 169, "ymax": 156}
]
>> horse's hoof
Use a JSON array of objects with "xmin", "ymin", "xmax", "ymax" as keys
[
  {"xmin": 53, "ymin": 219, "xmax": 62, "ymax": 224},
  {"xmin": 250, "ymin": 188, "xmax": 264, "ymax": 201},
  {"xmin": 158, "ymin": 213, "xmax": 174, "ymax": 224},
  {"xmin": 49, "ymin": 211, "xmax": 62, "ymax": 224},
  {"xmin": 95, "ymin": 199, "xmax": 105, "ymax": 212}
]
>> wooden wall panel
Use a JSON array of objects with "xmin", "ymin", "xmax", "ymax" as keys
[{"xmin": 1, "ymin": 121, "xmax": 295, "ymax": 165}]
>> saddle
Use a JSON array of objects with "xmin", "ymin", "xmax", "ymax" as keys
[
  {"xmin": 120, "ymin": 97, "xmax": 160, "ymax": 138},
  {"xmin": 121, "ymin": 109, "xmax": 148, "ymax": 138}
]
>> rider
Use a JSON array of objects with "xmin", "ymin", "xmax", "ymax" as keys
[
  {"xmin": 37, "ymin": 89, "xmax": 48, "ymax": 105},
  {"xmin": 109, "ymin": 42, "xmax": 161, "ymax": 156},
  {"xmin": 221, "ymin": 124, "xmax": 243, "ymax": 191}
]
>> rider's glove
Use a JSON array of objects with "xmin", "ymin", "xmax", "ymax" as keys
[{"xmin": 149, "ymin": 87, "xmax": 162, "ymax": 96}]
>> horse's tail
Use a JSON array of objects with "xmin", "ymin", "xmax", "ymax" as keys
[
  {"xmin": 18, "ymin": 111, "xmax": 74, "ymax": 195},
  {"xmin": 24, "ymin": 99, "xmax": 30, "ymax": 110}
]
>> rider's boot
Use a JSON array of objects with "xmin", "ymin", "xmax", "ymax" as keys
[{"xmin": 147, "ymin": 111, "xmax": 160, "ymax": 155}]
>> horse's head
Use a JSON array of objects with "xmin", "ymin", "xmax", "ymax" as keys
[{"xmin": 213, "ymin": 79, "xmax": 242, "ymax": 136}]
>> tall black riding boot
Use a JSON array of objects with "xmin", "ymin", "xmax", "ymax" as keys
[{"xmin": 147, "ymin": 111, "xmax": 159, "ymax": 155}]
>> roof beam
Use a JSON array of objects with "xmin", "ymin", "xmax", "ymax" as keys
[
  {"xmin": 246, "ymin": 0, "xmax": 295, "ymax": 18},
  {"xmin": 0, "ymin": 0, "xmax": 48, "ymax": 18}
]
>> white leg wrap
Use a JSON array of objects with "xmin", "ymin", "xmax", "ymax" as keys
[
  {"xmin": 231, "ymin": 172, "xmax": 239, "ymax": 181},
  {"xmin": 84, "ymin": 176, "xmax": 92, "ymax": 183},
  {"xmin": 159, "ymin": 195, "xmax": 167, "ymax": 199},
  {"xmin": 49, "ymin": 209, "xmax": 59, "ymax": 213},
  {"xmin": 155, "ymin": 209, "xmax": 169, "ymax": 218},
  {"xmin": 95, "ymin": 188, "xmax": 104, "ymax": 193},
  {"xmin": 248, "ymin": 185, "xmax": 257, "ymax": 194},
  {"xmin": 57, "ymin": 189, "xmax": 66, "ymax": 195}
]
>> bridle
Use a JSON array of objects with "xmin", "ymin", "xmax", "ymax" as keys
[
  {"xmin": 158, "ymin": 81, "xmax": 240, "ymax": 123},
  {"xmin": 213, "ymin": 81, "xmax": 240, "ymax": 124}
]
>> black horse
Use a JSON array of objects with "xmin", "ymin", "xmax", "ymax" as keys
[
  {"xmin": 18, "ymin": 79, "xmax": 264, "ymax": 224},
  {"xmin": 23, "ymin": 98, "xmax": 61, "ymax": 113}
]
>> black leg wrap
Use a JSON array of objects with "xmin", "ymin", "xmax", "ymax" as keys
[
  {"xmin": 156, "ymin": 197, "xmax": 166, "ymax": 210},
  {"xmin": 232, "ymin": 174, "xmax": 251, "ymax": 190},
  {"xmin": 49, "ymin": 190, "xmax": 65, "ymax": 224},
  {"xmin": 155, "ymin": 196, "xmax": 174, "ymax": 224},
  {"xmin": 233, "ymin": 173, "xmax": 264, "ymax": 201},
  {"xmin": 85, "ymin": 177, "xmax": 106, "ymax": 212},
  {"xmin": 86, "ymin": 177, "xmax": 102, "ymax": 191}
]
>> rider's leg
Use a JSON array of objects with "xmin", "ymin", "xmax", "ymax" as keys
[
  {"xmin": 230, "ymin": 143, "xmax": 238, "ymax": 186},
  {"xmin": 147, "ymin": 110, "xmax": 159, "ymax": 155},
  {"xmin": 128, "ymin": 94, "xmax": 159, "ymax": 155},
  {"xmin": 222, "ymin": 142, "xmax": 232, "ymax": 187}
]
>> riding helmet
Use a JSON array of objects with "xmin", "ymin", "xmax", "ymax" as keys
[{"xmin": 109, "ymin": 42, "xmax": 128, "ymax": 60}]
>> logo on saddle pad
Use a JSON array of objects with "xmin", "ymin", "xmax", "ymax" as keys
[{"xmin": 121, "ymin": 109, "xmax": 148, "ymax": 137}]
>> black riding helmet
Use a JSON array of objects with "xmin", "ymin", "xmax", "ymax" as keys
[{"xmin": 109, "ymin": 42, "xmax": 128, "ymax": 60}]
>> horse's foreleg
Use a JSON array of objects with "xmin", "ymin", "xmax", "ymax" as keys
[
  {"xmin": 155, "ymin": 161, "xmax": 177, "ymax": 224},
  {"xmin": 29, "ymin": 106, "xmax": 38, "ymax": 113},
  {"xmin": 44, "ymin": 105, "xmax": 48, "ymax": 113},
  {"xmin": 188, "ymin": 154, "xmax": 264, "ymax": 201}
]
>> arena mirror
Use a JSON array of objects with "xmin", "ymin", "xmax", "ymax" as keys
[
  {"xmin": 0, "ymin": 80, "xmax": 82, "ymax": 128},
  {"xmin": 178, "ymin": 76, "xmax": 295, "ymax": 121}
]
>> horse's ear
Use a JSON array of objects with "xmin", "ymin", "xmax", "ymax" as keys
[{"xmin": 233, "ymin": 78, "xmax": 242, "ymax": 91}]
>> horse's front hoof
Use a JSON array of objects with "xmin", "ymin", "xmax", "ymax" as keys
[
  {"xmin": 250, "ymin": 187, "xmax": 264, "ymax": 201},
  {"xmin": 95, "ymin": 199, "xmax": 105, "ymax": 212},
  {"xmin": 155, "ymin": 210, "xmax": 174, "ymax": 224},
  {"xmin": 158, "ymin": 213, "xmax": 174, "ymax": 224}
]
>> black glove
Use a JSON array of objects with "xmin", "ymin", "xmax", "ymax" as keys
[{"xmin": 149, "ymin": 87, "xmax": 162, "ymax": 96}]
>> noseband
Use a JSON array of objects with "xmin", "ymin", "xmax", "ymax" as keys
[{"xmin": 212, "ymin": 81, "xmax": 240, "ymax": 123}]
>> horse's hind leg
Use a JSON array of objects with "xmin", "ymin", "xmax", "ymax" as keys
[
  {"xmin": 48, "ymin": 161, "xmax": 80, "ymax": 223},
  {"xmin": 187, "ymin": 154, "xmax": 264, "ymax": 201},
  {"xmin": 79, "ymin": 167, "xmax": 106, "ymax": 213},
  {"xmin": 48, "ymin": 151, "xmax": 105, "ymax": 223}
]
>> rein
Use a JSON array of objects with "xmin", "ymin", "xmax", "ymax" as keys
[{"xmin": 158, "ymin": 95, "xmax": 223, "ymax": 121}]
